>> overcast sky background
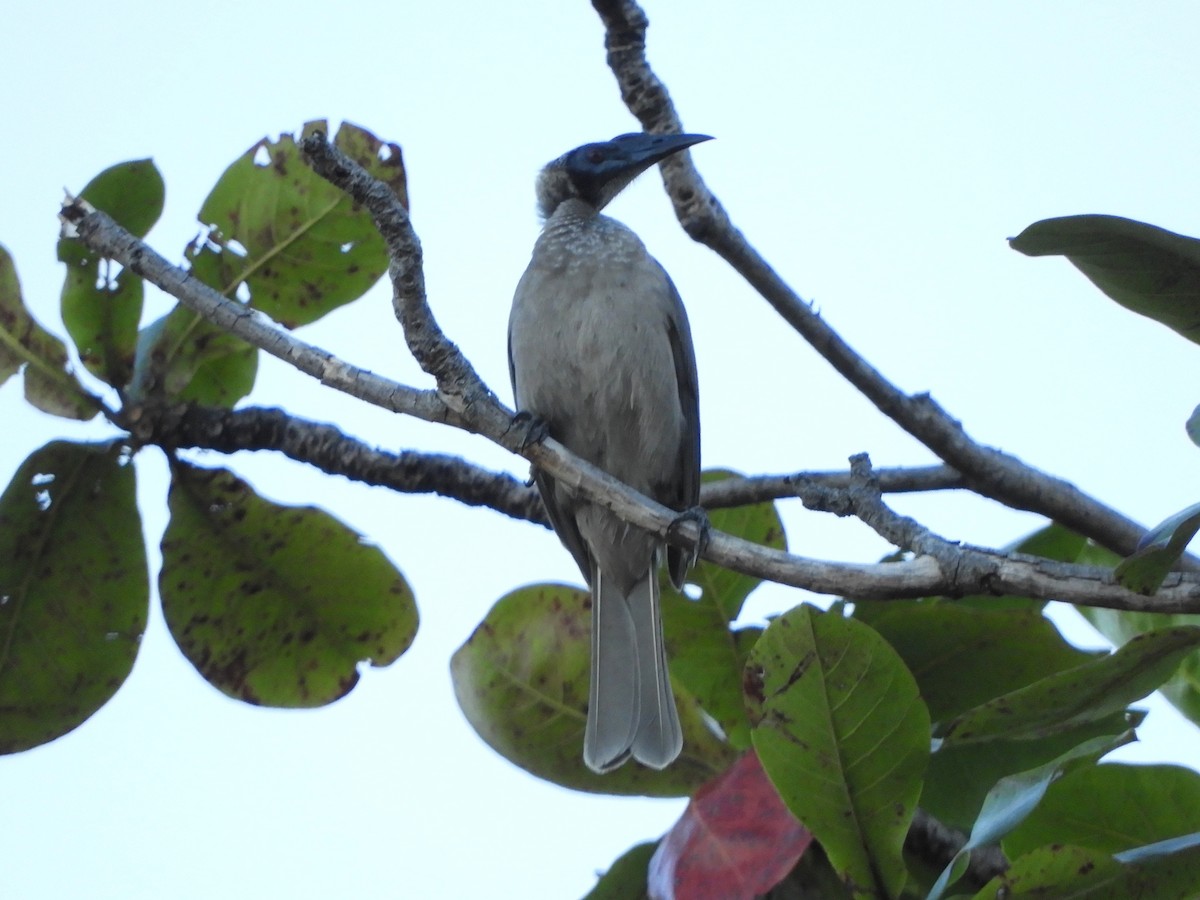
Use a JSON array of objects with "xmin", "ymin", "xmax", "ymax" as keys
[{"xmin": 4, "ymin": 2, "xmax": 1200, "ymax": 897}]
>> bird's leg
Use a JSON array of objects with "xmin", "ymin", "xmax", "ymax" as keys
[
  {"xmin": 507, "ymin": 411, "xmax": 551, "ymax": 487},
  {"xmin": 507, "ymin": 410, "xmax": 550, "ymax": 451},
  {"xmin": 666, "ymin": 506, "xmax": 711, "ymax": 569}
]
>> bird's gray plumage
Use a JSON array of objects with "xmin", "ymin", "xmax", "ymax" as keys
[{"xmin": 508, "ymin": 133, "xmax": 708, "ymax": 772}]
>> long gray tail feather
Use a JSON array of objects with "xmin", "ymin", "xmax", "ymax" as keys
[
  {"xmin": 583, "ymin": 568, "xmax": 640, "ymax": 773},
  {"xmin": 628, "ymin": 567, "xmax": 682, "ymax": 769}
]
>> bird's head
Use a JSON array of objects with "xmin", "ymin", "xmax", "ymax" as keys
[{"xmin": 535, "ymin": 132, "xmax": 712, "ymax": 218}]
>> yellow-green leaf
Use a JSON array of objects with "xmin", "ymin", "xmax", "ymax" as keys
[
  {"xmin": 451, "ymin": 583, "xmax": 733, "ymax": 797},
  {"xmin": 0, "ymin": 244, "xmax": 96, "ymax": 420},
  {"xmin": 160, "ymin": 461, "xmax": 417, "ymax": 707}
]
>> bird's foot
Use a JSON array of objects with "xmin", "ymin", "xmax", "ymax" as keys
[
  {"xmin": 508, "ymin": 410, "xmax": 549, "ymax": 451},
  {"xmin": 667, "ymin": 505, "xmax": 711, "ymax": 568}
]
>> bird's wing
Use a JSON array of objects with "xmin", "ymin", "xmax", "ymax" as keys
[
  {"xmin": 509, "ymin": 324, "xmax": 595, "ymax": 585},
  {"xmin": 533, "ymin": 470, "xmax": 593, "ymax": 584},
  {"xmin": 661, "ymin": 271, "xmax": 701, "ymax": 587}
]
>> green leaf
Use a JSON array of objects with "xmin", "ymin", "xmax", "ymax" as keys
[
  {"xmin": 1076, "ymin": 531, "xmax": 1200, "ymax": 725},
  {"xmin": 0, "ymin": 441, "xmax": 148, "ymax": 753},
  {"xmin": 451, "ymin": 583, "xmax": 733, "ymax": 797},
  {"xmin": 662, "ymin": 470, "xmax": 786, "ymax": 750},
  {"xmin": 1010, "ymin": 214, "xmax": 1200, "ymax": 345},
  {"xmin": 971, "ymin": 845, "xmax": 1117, "ymax": 898},
  {"xmin": 927, "ymin": 732, "xmax": 1131, "ymax": 900},
  {"xmin": 1187, "ymin": 405, "xmax": 1200, "ymax": 449},
  {"xmin": 972, "ymin": 839, "xmax": 1200, "ymax": 898},
  {"xmin": 1005, "ymin": 764, "xmax": 1200, "ymax": 860},
  {"xmin": 128, "ymin": 306, "xmax": 258, "ymax": 406},
  {"xmin": 583, "ymin": 841, "xmax": 656, "ymax": 900},
  {"xmin": 939, "ymin": 626, "xmax": 1200, "ymax": 745},
  {"xmin": 868, "ymin": 605, "xmax": 1100, "ymax": 722},
  {"xmin": 1115, "ymin": 502, "xmax": 1200, "ymax": 593},
  {"xmin": 921, "ymin": 710, "xmax": 1142, "ymax": 832},
  {"xmin": 746, "ymin": 604, "xmax": 929, "ymax": 899},
  {"xmin": 58, "ymin": 159, "xmax": 164, "ymax": 387},
  {"xmin": 195, "ymin": 120, "xmax": 403, "ymax": 327},
  {"xmin": 160, "ymin": 461, "xmax": 417, "ymax": 707},
  {"xmin": 1078, "ymin": 604, "xmax": 1200, "ymax": 726},
  {"xmin": 0, "ymin": 244, "xmax": 97, "ymax": 420}
]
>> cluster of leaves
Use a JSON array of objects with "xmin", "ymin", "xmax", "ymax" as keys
[
  {"xmin": 457, "ymin": 490, "xmax": 1200, "ymax": 897},
  {"xmin": 0, "ymin": 122, "xmax": 417, "ymax": 752}
]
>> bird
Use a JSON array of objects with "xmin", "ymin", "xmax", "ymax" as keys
[{"xmin": 508, "ymin": 132, "xmax": 709, "ymax": 773}]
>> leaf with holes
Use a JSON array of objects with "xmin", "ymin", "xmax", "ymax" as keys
[
  {"xmin": 746, "ymin": 604, "xmax": 929, "ymax": 899},
  {"xmin": 0, "ymin": 244, "xmax": 96, "ymax": 419},
  {"xmin": 1010, "ymin": 214, "xmax": 1200, "ymax": 345},
  {"xmin": 58, "ymin": 159, "xmax": 163, "ymax": 387},
  {"xmin": 451, "ymin": 583, "xmax": 734, "ymax": 797},
  {"xmin": 195, "ymin": 120, "xmax": 404, "ymax": 327},
  {"xmin": 160, "ymin": 461, "xmax": 416, "ymax": 707},
  {"xmin": 648, "ymin": 750, "xmax": 812, "ymax": 900},
  {"xmin": 0, "ymin": 441, "xmax": 148, "ymax": 753}
]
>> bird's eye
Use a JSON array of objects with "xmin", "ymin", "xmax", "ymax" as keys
[{"xmin": 587, "ymin": 148, "xmax": 606, "ymax": 164}]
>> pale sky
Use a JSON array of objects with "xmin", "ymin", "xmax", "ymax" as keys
[{"xmin": 4, "ymin": 2, "xmax": 1200, "ymax": 897}]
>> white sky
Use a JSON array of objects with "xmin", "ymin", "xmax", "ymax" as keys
[{"xmin": 4, "ymin": 2, "xmax": 1200, "ymax": 897}]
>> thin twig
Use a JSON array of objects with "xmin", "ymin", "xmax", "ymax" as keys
[
  {"xmin": 299, "ymin": 133, "xmax": 499, "ymax": 418},
  {"xmin": 701, "ymin": 465, "xmax": 966, "ymax": 508}
]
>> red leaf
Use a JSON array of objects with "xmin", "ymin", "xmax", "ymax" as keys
[{"xmin": 648, "ymin": 750, "xmax": 813, "ymax": 900}]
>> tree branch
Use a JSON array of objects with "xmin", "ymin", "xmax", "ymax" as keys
[
  {"xmin": 58, "ymin": 146, "xmax": 1200, "ymax": 613},
  {"xmin": 120, "ymin": 399, "xmax": 965, "ymax": 523},
  {"xmin": 589, "ymin": 0, "xmax": 1184, "ymax": 569},
  {"xmin": 121, "ymin": 402, "xmax": 546, "ymax": 523}
]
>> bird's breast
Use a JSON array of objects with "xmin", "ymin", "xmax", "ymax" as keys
[{"xmin": 509, "ymin": 221, "xmax": 687, "ymax": 494}]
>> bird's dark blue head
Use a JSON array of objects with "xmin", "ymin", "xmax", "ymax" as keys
[{"xmin": 536, "ymin": 132, "xmax": 713, "ymax": 218}]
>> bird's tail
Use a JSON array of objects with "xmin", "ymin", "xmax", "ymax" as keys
[
  {"xmin": 629, "ymin": 564, "xmax": 683, "ymax": 768},
  {"xmin": 583, "ymin": 565, "xmax": 682, "ymax": 773}
]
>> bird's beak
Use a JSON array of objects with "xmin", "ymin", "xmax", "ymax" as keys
[{"xmin": 617, "ymin": 133, "xmax": 713, "ymax": 171}]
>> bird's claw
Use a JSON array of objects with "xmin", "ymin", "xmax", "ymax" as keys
[
  {"xmin": 509, "ymin": 410, "xmax": 550, "ymax": 451},
  {"xmin": 667, "ymin": 505, "xmax": 711, "ymax": 568}
]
